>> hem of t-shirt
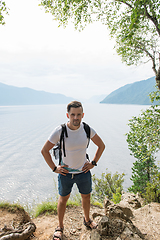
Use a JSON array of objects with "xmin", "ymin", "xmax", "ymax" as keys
[
  {"xmin": 91, "ymin": 132, "xmax": 96, "ymax": 139},
  {"xmin": 48, "ymin": 139, "xmax": 56, "ymax": 145},
  {"xmin": 61, "ymin": 159, "xmax": 84, "ymax": 174},
  {"xmin": 68, "ymin": 171, "xmax": 83, "ymax": 174},
  {"xmin": 63, "ymin": 166, "xmax": 83, "ymax": 173}
]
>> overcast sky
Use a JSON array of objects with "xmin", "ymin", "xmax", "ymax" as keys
[{"xmin": 0, "ymin": 0, "xmax": 154, "ymax": 100}]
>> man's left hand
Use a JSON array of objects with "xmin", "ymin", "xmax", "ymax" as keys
[{"xmin": 82, "ymin": 161, "xmax": 94, "ymax": 173}]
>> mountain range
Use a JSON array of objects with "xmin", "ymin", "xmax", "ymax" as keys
[
  {"xmin": 100, "ymin": 76, "xmax": 157, "ymax": 105},
  {"xmin": 0, "ymin": 76, "xmax": 158, "ymax": 106},
  {"xmin": 0, "ymin": 82, "xmax": 73, "ymax": 105}
]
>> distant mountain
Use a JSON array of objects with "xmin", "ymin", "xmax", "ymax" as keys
[
  {"xmin": 84, "ymin": 94, "xmax": 107, "ymax": 103},
  {"xmin": 0, "ymin": 82, "xmax": 73, "ymax": 106},
  {"xmin": 100, "ymin": 77, "xmax": 158, "ymax": 105}
]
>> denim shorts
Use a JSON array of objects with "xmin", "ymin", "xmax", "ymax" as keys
[{"xmin": 58, "ymin": 171, "xmax": 92, "ymax": 196}]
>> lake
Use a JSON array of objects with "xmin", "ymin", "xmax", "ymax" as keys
[{"xmin": 0, "ymin": 103, "xmax": 156, "ymax": 207}]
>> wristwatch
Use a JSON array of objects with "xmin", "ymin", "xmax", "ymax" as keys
[
  {"xmin": 91, "ymin": 161, "xmax": 97, "ymax": 166},
  {"xmin": 53, "ymin": 166, "xmax": 57, "ymax": 172}
]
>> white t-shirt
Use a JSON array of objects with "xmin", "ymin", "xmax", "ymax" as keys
[{"xmin": 48, "ymin": 123, "xmax": 96, "ymax": 173}]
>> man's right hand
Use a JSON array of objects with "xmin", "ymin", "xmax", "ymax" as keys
[{"xmin": 56, "ymin": 165, "xmax": 69, "ymax": 175}]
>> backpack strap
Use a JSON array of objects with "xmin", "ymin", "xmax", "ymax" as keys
[
  {"xmin": 82, "ymin": 122, "xmax": 91, "ymax": 148},
  {"xmin": 82, "ymin": 122, "xmax": 91, "ymax": 161},
  {"xmin": 59, "ymin": 124, "xmax": 68, "ymax": 165}
]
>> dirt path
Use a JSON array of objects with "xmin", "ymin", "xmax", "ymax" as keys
[{"xmin": 33, "ymin": 205, "xmax": 104, "ymax": 240}]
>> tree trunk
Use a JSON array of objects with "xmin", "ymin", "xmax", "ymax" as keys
[
  {"xmin": 156, "ymin": 67, "xmax": 160, "ymax": 90},
  {"xmin": 156, "ymin": 54, "xmax": 160, "ymax": 90}
]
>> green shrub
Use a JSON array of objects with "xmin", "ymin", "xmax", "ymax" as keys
[
  {"xmin": 92, "ymin": 168, "xmax": 125, "ymax": 203},
  {"xmin": 111, "ymin": 187, "xmax": 122, "ymax": 204},
  {"xmin": 144, "ymin": 169, "xmax": 160, "ymax": 203}
]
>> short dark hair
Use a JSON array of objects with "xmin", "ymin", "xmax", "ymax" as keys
[{"xmin": 67, "ymin": 101, "xmax": 83, "ymax": 113}]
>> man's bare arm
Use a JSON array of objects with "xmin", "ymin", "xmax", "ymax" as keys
[
  {"xmin": 41, "ymin": 140, "xmax": 56, "ymax": 170},
  {"xmin": 41, "ymin": 140, "xmax": 68, "ymax": 175},
  {"xmin": 82, "ymin": 134, "xmax": 105, "ymax": 172},
  {"xmin": 91, "ymin": 134, "xmax": 105, "ymax": 164}
]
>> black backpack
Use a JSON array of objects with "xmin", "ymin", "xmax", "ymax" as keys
[{"xmin": 53, "ymin": 122, "xmax": 91, "ymax": 165}]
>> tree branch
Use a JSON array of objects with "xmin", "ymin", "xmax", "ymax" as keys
[
  {"xmin": 142, "ymin": 46, "xmax": 157, "ymax": 75},
  {"xmin": 130, "ymin": 41, "xmax": 157, "ymax": 75},
  {"xmin": 144, "ymin": 4, "xmax": 160, "ymax": 36},
  {"xmin": 116, "ymin": 0, "xmax": 133, "ymax": 9}
]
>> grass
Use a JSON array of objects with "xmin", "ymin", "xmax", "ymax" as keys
[
  {"xmin": 0, "ymin": 201, "xmax": 25, "ymax": 212},
  {"xmin": 33, "ymin": 201, "xmax": 58, "ymax": 218},
  {"xmin": 0, "ymin": 194, "xmax": 103, "ymax": 218},
  {"xmin": 91, "ymin": 200, "xmax": 103, "ymax": 208},
  {"xmin": 30, "ymin": 198, "xmax": 103, "ymax": 217},
  {"xmin": 66, "ymin": 199, "xmax": 81, "ymax": 207}
]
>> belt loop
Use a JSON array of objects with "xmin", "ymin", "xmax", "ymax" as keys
[{"xmin": 71, "ymin": 174, "xmax": 74, "ymax": 179}]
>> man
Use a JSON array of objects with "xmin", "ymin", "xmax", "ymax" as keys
[{"xmin": 41, "ymin": 101, "xmax": 105, "ymax": 240}]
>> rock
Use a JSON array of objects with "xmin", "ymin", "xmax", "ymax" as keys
[
  {"xmin": 95, "ymin": 213, "xmax": 145, "ymax": 239},
  {"xmin": 118, "ymin": 205, "xmax": 133, "ymax": 218},
  {"xmin": 99, "ymin": 216, "xmax": 144, "ymax": 239},
  {"xmin": 108, "ymin": 205, "xmax": 132, "ymax": 220},
  {"xmin": 97, "ymin": 216, "xmax": 125, "ymax": 237},
  {"xmin": 80, "ymin": 229, "xmax": 91, "ymax": 240},
  {"xmin": 120, "ymin": 192, "xmax": 141, "ymax": 209},
  {"xmin": 90, "ymin": 229, "xmax": 101, "ymax": 240},
  {"xmin": 118, "ymin": 226, "xmax": 142, "ymax": 240},
  {"xmin": 81, "ymin": 198, "xmax": 145, "ymax": 240},
  {"xmin": 92, "ymin": 212, "xmax": 103, "ymax": 219},
  {"xmin": 104, "ymin": 197, "xmax": 114, "ymax": 210},
  {"xmin": 104, "ymin": 197, "xmax": 133, "ymax": 219},
  {"xmin": 97, "ymin": 216, "xmax": 109, "ymax": 236}
]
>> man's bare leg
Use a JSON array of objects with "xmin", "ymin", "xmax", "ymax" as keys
[
  {"xmin": 81, "ymin": 193, "xmax": 90, "ymax": 221},
  {"xmin": 58, "ymin": 194, "xmax": 70, "ymax": 228},
  {"xmin": 81, "ymin": 193, "xmax": 97, "ymax": 229},
  {"xmin": 54, "ymin": 194, "xmax": 70, "ymax": 240}
]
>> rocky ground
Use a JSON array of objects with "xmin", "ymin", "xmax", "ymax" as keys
[
  {"xmin": 33, "ymin": 203, "xmax": 160, "ymax": 240},
  {"xmin": 0, "ymin": 201, "xmax": 160, "ymax": 240},
  {"xmin": 131, "ymin": 202, "xmax": 160, "ymax": 240},
  {"xmin": 33, "ymin": 205, "xmax": 103, "ymax": 240}
]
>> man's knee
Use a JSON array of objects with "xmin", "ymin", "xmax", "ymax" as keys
[
  {"xmin": 81, "ymin": 193, "xmax": 91, "ymax": 200},
  {"xmin": 59, "ymin": 194, "xmax": 70, "ymax": 204}
]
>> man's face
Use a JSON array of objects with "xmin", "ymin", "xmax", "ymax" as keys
[{"xmin": 67, "ymin": 107, "xmax": 84, "ymax": 127}]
